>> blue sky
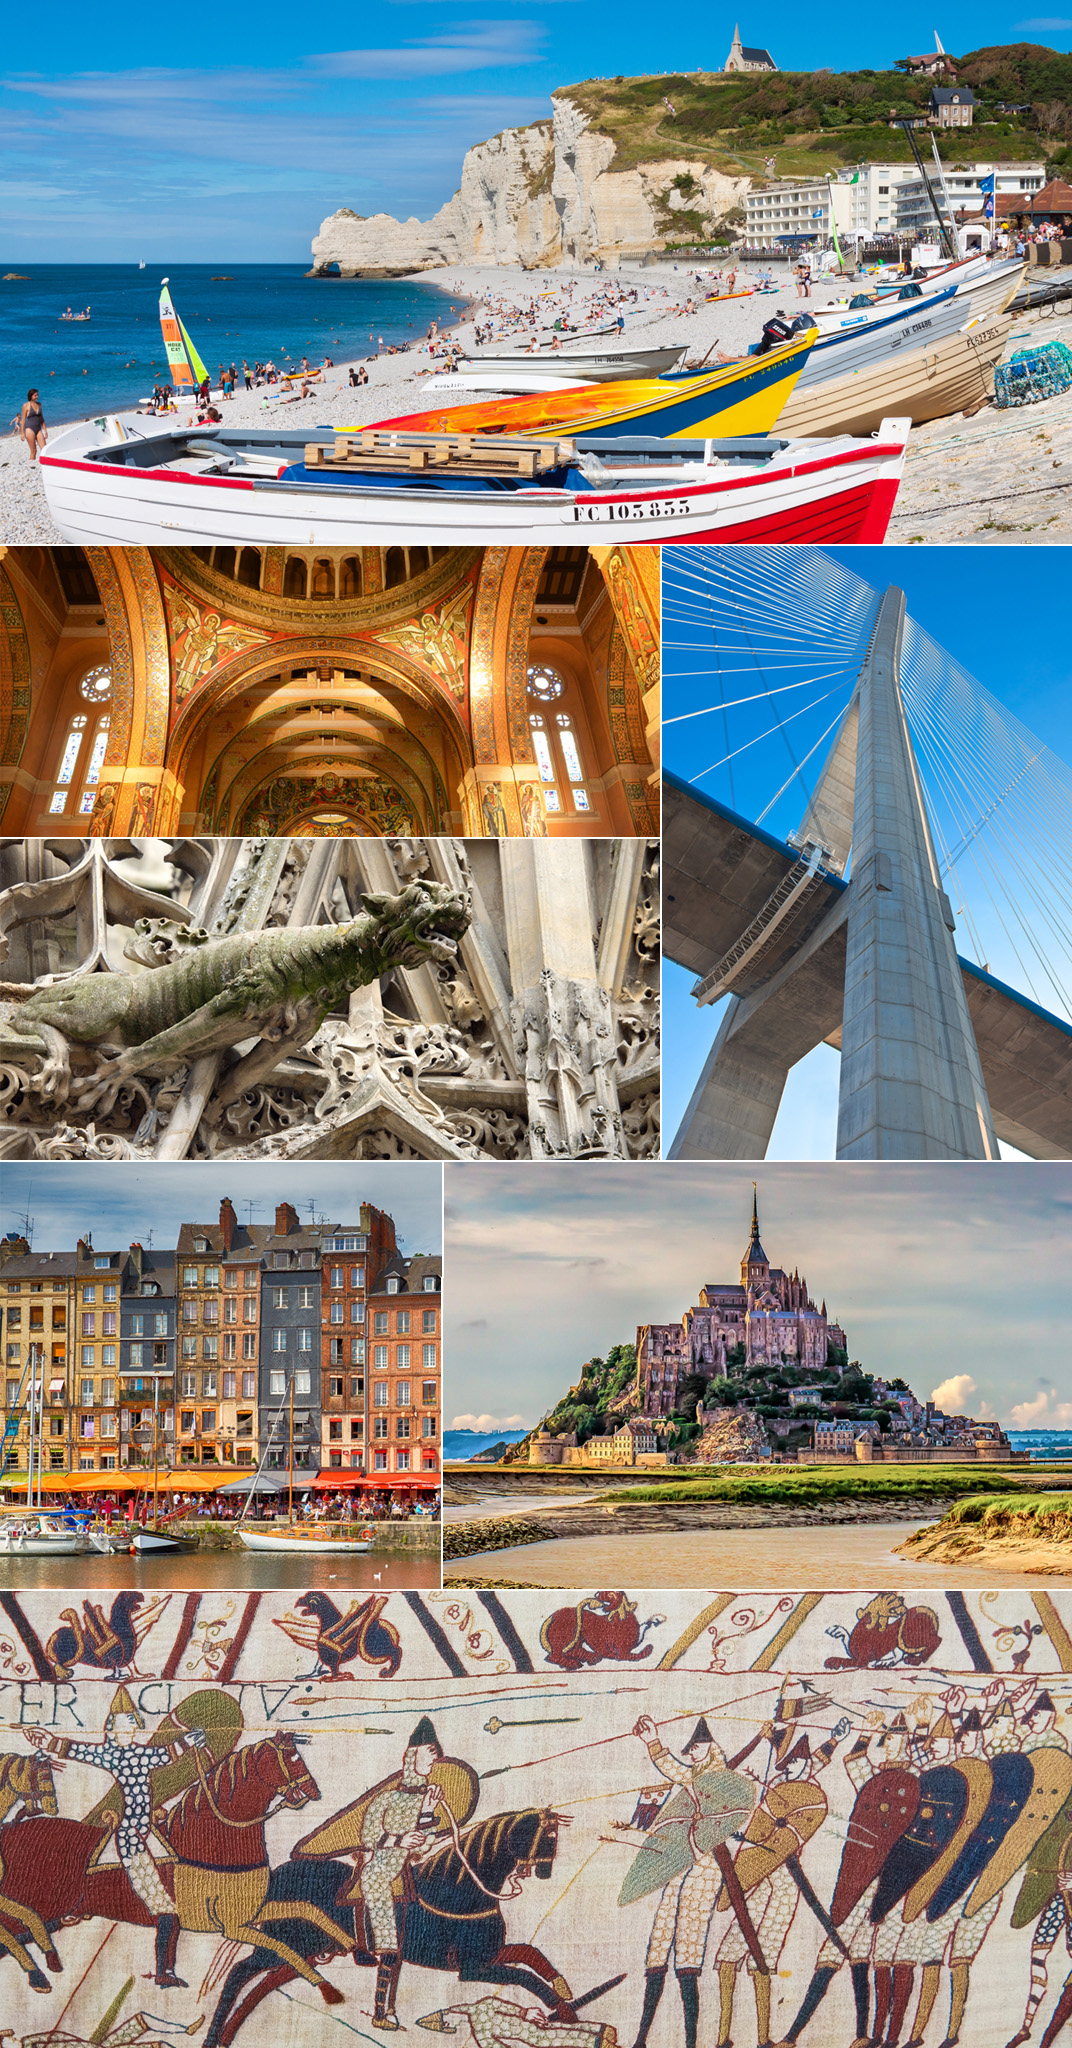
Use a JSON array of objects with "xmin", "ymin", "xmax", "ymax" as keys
[
  {"xmin": 0, "ymin": 1163, "xmax": 442, "ymax": 1255},
  {"xmin": 444, "ymin": 1161, "xmax": 1072, "ymax": 1432},
  {"xmin": 662, "ymin": 546, "xmax": 1072, "ymax": 1159},
  {"xmin": 2, "ymin": 6, "xmax": 1070, "ymax": 259}
]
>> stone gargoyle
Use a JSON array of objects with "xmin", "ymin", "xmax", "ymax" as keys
[{"xmin": 11, "ymin": 878, "xmax": 471, "ymax": 1114}]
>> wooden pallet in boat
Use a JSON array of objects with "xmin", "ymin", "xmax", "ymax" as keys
[
  {"xmin": 776, "ymin": 315, "xmax": 1013, "ymax": 437},
  {"xmin": 305, "ymin": 431, "xmax": 577, "ymax": 477}
]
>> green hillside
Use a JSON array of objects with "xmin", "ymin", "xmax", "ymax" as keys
[{"xmin": 558, "ymin": 44, "xmax": 1072, "ymax": 184}]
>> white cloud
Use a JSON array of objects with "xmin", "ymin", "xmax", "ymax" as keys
[
  {"xmin": 930, "ymin": 1372, "xmax": 978, "ymax": 1411},
  {"xmin": 1009, "ymin": 1389, "xmax": 1072, "ymax": 1428},
  {"xmin": 449, "ymin": 1413, "xmax": 528, "ymax": 1432},
  {"xmin": 1015, "ymin": 17, "xmax": 1072, "ymax": 27},
  {"xmin": 311, "ymin": 23, "xmax": 544, "ymax": 78}
]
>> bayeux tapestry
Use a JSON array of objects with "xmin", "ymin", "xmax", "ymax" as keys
[{"xmin": 1, "ymin": 1586, "xmax": 1072, "ymax": 2048}]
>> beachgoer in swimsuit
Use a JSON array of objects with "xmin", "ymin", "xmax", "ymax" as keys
[{"xmin": 20, "ymin": 390, "xmax": 47, "ymax": 461}]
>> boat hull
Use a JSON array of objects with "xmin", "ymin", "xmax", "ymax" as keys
[
  {"xmin": 372, "ymin": 335, "xmax": 816, "ymax": 442},
  {"xmin": 454, "ymin": 344, "xmax": 686, "ymax": 384},
  {"xmin": 128, "ymin": 1531, "xmax": 197, "ymax": 1553},
  {"xmin": 796, "ymin": 290, "xmax": 967, "ymax": 391},
  {"xmin": 39, "ymin": 428, "xmax": 910, "ymax": 548},
  {"xmin": 777, "ymin": 318, "xmax": 1012, "ymax": 437},
  {"xmin": 810, "ymin": 263, "xmax": 1023, "ymax": 332},
  {"xmin": 238, "ymin": 1529, "xmax": 372, "ymax": 1553}
]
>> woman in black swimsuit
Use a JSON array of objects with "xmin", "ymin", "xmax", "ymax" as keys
[{"xmin": 20, "ymin": 389, "xmax": 47, "ymax": 461}]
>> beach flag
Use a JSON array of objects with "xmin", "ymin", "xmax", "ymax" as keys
[
  {"xmin": 159, "ymin": 279, "xmax": 210, "ymax": 391},
  {"xmin": 980, "ymin": 172, "xmax": 996, "ymax": 221}
]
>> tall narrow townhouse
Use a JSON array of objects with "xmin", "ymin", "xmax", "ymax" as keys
[
  {"xmin": 217, "ymin": 1200, "xmax": 262, "ymax": 1471},
  {"xmin": 117, "ymin": 1246, "xmax": 177, "ymax": 1472},
  {"xmin": 0, "ymin": 1245, "xmax": 76, "ymax": 1480},
  {"xmin": 74, "ymin": 1238, "xmax": 123, "ymax": 1474},
  {"xmin": 319, "ymin": 1206, "xmax": 397, "ymax": 1482},
  {"xmin": 258, "ymin": 1204, "xmax": 323, "ymax": 1478},
  {"xmin": 366, "ymin": 1251, "xmax": 442, "ymax": 1498}
]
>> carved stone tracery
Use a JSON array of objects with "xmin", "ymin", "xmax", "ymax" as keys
[{"xmin": 0, "ymin": 836, "xmax": 659, "ymax": 1163}]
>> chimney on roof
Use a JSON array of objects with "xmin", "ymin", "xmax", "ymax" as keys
[
  {"xmin": 276, "ymin": 1202, "xmax": 300, "ymax": 1237},
  {"xmin": 220, "ymin": 1197, "xmax": 237, "ymax": 1252},
  {"xmin": 78, "ymin": 1236, "xmax": 93, "ymax": 1259},
  {"xmin": 129, "ymin": 1242, "xmax": 143, "ymax": 1279}
]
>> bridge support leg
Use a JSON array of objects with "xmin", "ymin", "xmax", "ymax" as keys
[
  {"xmin": 669, "ymin": 998, "xmax": 792, "ymax": 1160},
  {"xmin": 836, "ymin": 587, "xmax": 998, "ymax": 1161}
]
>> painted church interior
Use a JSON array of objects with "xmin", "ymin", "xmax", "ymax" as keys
[{"xmin": 0, "ymin": 543, "xmax": 659, "ymax": 840}]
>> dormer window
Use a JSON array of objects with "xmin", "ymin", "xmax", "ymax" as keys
[
  {"xmin": 423, "ymin": 1274, "xmax": 438, "ymax": 1292},
  {"xmin": 194, "ymin": 1238, "xmax": 209, "ymax": 1254},
  {"xmin": 94, "ymin": 1257, "xmax": 110, "ymax": 1270},
  {"xmin": 387, "ymin": 1276, "xmax": 400, "ymax": 1295}
]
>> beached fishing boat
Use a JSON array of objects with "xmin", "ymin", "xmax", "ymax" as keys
[
  {"xmin": 38, "ymin": 416, "xmax": 912, "ymax": 547},
  {"xmin": 776, "ymin": 316, "xmax": 1013, "ymax": 437},
  {"xmin": 793, "ymin": 286, "xmax": 968, "ymax": 389},
  {"xmin": 810, "ymin": 259, "xmax": 1023, "ymax": 329},
  {"xmin": 374, "ymin": 331, "xmax": 816, "ymax": 442},
  {"xmin": 431, "ymin": 342, "xmax": 688, "ymax": 391}
]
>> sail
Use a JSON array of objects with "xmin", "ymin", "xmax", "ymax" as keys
[{"xmin": 159, "ymin": 282, "xmax": 210, "ymax": 391}]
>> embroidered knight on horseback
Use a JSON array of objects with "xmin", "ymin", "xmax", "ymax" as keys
[
  {"xmin": 27, "ymin": 1685, "xmax": 207, "ymax": 1932},
  {"xmin": 293, "ymin": 1714, "xmax": 480, "ymax": 2030}
]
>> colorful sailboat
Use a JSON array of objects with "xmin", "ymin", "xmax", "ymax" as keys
[
  {"xmin": 371, "ymin": 332, "xmax": 817, "ymax": 444},
  {"xmin": 158, "ymin": 278, "xmax": 210, "ymax": 393}
]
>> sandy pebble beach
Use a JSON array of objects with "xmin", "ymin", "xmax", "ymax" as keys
[{"xmin": 3, "ymin": 257, "xmax": 1069, "ymax": 546}]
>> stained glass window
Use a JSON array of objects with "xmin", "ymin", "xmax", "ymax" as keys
[
  {"xmin": 557, "ymin": 715, "xmax": 584, "ymax": 784},
  {"xmin": 83, "ymin": 718, "xmax": 111, "ymax": 788},
  {"xmin": 55, "ymin": 717, "xmax": 87, "ymax": 786},
  {"xmin": 79, "ymin": 666, "xmax": 112, "ymax": 703},
  {"xmin": 527, "ymin": 664, "xmax": 564, "ymax": 702},
  {"xmin": 529, "ymin": 717, "xmax": 555, "ymax": 784}
]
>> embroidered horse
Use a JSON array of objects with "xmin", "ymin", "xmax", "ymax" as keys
[
  {"xmin": 204, "ymin": 1805, "xmax": 570, "ymax": 2048},
  {"xmin": 0, "ymin": 1736, "xmax": 345, "ymax": 2000}
]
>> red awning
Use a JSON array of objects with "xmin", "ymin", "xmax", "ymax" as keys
[{"xmin": 312, "ymin": 1472, "xmax": 437, "ymax": 1490}]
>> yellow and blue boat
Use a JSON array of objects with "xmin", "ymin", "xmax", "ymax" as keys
[{"xmin": 373, "ymin": 331, "xmax": 816, "ymax": 443}]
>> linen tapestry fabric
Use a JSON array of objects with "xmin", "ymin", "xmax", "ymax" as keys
[{"xmin": 0, "ymin": 1586, "xmax": 1071, "ymax": 2048}]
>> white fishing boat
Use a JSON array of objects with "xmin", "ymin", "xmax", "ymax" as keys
[
  {"xmin": 793, "ymin": 287, "xmax": 969, "ymax": 391},
  {"xmin": 777, "ymin": 316, "xmax": 1013, "ymax": 438},
  {"xmin": 434, "ymin": 343, "xmax": 688, "ymax": 392},
  {"xmin": 0, "ymin": 1515, "xmax": 90, "ymax": 1556},
  {"xmin": 809, "ymin": 260, "xmax": 1023, "ymax": 330},
  {"xmin": 238, "ymin": 1524, "xmax": 373, "ymax": 1554},
  {"xmin": 39, "ymin": 417, "xmax": 911, "ymax": 547}
]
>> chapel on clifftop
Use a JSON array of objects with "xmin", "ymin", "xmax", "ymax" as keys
[
  {"xmin": 636, "ymin": 1190, "xmax": 846, "ymax": 1418},
  {"xmin": 724, "ymin": 25, "xmax": 778, "ymax": 73}
]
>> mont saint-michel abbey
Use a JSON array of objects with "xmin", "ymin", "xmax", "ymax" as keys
[{"xmin": 637, "ymin": 1194, "xmax": 846, "ymax": 1418}]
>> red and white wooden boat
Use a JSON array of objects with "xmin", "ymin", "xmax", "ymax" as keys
[{"xmin": 39, "ymin": 415, "xmax": 912, "ymax": 547}]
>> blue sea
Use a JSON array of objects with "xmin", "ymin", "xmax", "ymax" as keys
[
  {"xmin": 444, "ymin": 1429, "xmax": 528, "ymax": 1463},
  {"xmin": 1007, "ymin": 1432, "xmax": 1072, "ymax": 1460},
  {"xmin": 0, "ymin": 264, "xmax": 467, "ymax": 429}
]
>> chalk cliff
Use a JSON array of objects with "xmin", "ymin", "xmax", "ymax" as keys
[{"xmin": 310, "ymin": 97, "xmax": 749, "ymax": 275}]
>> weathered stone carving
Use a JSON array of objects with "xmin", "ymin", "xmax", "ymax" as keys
[{"xmin": 0, "ymin": 837, "xmax": 659, "ymax": 1161}]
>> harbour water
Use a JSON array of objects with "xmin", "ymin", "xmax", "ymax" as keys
[
  {"xmin": 1, "ymin": 263, "xmax": 465, "ymax": 429},
  {"xmin": 447, "ymin": 1520, "xmax": 1068, "ymax": 1590},
  {"xmin": 0, "ymin": 1546, "xmax": 438, "ymax": 1591}
]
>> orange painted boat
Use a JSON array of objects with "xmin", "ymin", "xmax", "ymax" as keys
[{"xmin": 369, "ymin": 332, "xmax": 816, "ymax": 444}]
